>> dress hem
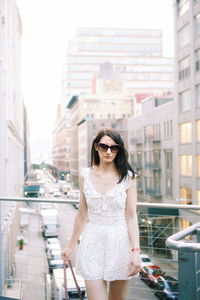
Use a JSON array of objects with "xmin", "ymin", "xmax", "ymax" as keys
[{"xmin": 76, "ymin": 273, "xmax": 130, "ymax": 282}]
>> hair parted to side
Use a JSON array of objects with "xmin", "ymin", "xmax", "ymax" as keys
[{"xmin": 91, "ymin": 128, "xmax": 135, "ymax": 183}]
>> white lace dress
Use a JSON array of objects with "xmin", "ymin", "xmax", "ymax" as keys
[{"xmin": 75, "ymin": 167, "xmax": 133, "ymax": 281}]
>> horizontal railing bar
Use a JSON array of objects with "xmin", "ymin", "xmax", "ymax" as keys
[
  {"xmin": 166, "ymin": 221, "xmax": 200, "ymax": 252},
  {"xmin": 0, "ymin": 196, "xmax": 200, "ymax": 210}
]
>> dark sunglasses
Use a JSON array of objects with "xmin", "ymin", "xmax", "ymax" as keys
[{"xmin": 97, "ymin": 143, "xmax": 121, "ymax": 153}]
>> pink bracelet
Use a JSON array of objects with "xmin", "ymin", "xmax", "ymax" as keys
[{"xmin": 131, "ymin": 247, "xmax": 140, "ymax": 252}]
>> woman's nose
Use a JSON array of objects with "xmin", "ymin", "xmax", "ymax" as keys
[{"xmin": 107, "ymin": 147, "xmax": 111, "ymax": 153}]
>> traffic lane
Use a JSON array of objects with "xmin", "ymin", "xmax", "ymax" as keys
[
  {"xmin": 128, "ymin": 276, "xmax": 158, "ymax": 300},
  {"xmin": 57, "ymin": 203, "xmax": 78, "ymax": 264}
]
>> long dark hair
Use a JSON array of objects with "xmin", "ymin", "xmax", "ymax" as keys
[{"xmin": 91, "ymin": 128, "xmax": 135, "ymax": 183}]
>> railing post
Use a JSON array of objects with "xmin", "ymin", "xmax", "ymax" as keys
[{"xmin": 178, "ymin": 251, "xmax": 199, "ymax": 300}]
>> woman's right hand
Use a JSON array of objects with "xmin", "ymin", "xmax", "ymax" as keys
[{"xmin": 61, "ymin": 247, "xmax": 73, "ymax": 264}]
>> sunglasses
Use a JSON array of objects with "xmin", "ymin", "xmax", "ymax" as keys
[{"xmin": 97, "ymin": 143, "xmax": 121, "ymax": 153}]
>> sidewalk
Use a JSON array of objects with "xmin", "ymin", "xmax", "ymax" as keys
[{"xmin": 5, "ymin": 206, "xmax": 48, "ymax": 300}]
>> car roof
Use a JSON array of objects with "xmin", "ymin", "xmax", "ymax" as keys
[{"xmin": 51, "ymin": 249, "xmax": 61, "ymax": 254}]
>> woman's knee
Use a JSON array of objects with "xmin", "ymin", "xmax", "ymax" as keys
[
  {"xmin": 85, "ymin": 279, "xmax": 107, "ymax": 300},
  {"xmin": 109, "ymin": 280, "xmax": 128, "ymax": 300}
]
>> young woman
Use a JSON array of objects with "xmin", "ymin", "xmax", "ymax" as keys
[{"xmin": 62, "ymin": 128, "xmax": 141, "ymax": 300}]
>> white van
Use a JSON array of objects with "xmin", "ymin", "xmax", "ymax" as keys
[{"xmin": 40, "ymin": 209, "xmax": 59, "ymax": 238}]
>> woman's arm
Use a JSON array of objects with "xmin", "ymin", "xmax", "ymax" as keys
[
  {"xmin": 126, "ymin": 179, "xmax": 142, "ymax": 276},
  {"xmin": 62, "ymin": 175, "xmax": 88, "ymax": 262}
]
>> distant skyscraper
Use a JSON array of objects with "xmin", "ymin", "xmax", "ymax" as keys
[{"xmin": 63, "ymin": 27, "xmax": 174, "ymax": 103}]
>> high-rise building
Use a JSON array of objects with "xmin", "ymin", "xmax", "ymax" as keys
[
  {"xmin": 65, "ymin": 63, "xmax": 133, "ymax": 184},
  {"xmin": 0, "ymin": 1, "xmax": 25, "ymax": 294},
  {"xmin": 64, "ymin": 27, "xmax": 174, "ymax": 103},
  {"xmin": 173, "ymin": 0, "xmax": 200, "ymax": 213}
]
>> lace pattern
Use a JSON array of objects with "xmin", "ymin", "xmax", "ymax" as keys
[{"xmin": 75, "ymin": 167, "xmax": 133, "ymax": 281}]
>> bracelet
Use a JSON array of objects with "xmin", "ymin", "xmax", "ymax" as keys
[{"xmin": 131, "ymin": 247, "xmax": 140, "ymax": 252}]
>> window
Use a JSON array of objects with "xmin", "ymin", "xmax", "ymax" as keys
[
  {"xmin": 178, "ymin": 24, "xmax": 189, "ymax": 48},
  {"xmin": 179, "ymin": 122, "xmax": 192, "ymax": 143},
  {"xmin": 195, "ymin": 13, "xmax": 200, "ymax": 36},
  {"xmin": 195, "ymin": 49, "xmax": 200, "ymax": 71},
  {"xmin": 180, "ymin": 155, "xmax": 192, "ymax": 176},
  {"xmin": 165, "ymin": 151, "xmax": 173, "ymax": 197},
  {"xmin": 196, "ymin": 190, "xmax": 200, "ymax": 206},
  {"xmin": 144, "ymin": 125, "xmax": 153, "ymax": 143},
  {"xmin": 180, "ymin": 187, "xmax": 192, "ymax": 204},
  {"xmin": 165, "ymin": 151, "xmax": 173, "ymax": 169},
  {"xmin": 179, "ymin": 56, "xmax": 190, "ymax": 80},
  {"xmin": 164, "ymin": 120, "xmax": 173, "ymax": 139},
  {"xmin": 179, "ymin": 89, "xmax": 191, "ymax": 112},
  {"xmin": 177, "ymin": 0, "xmax": 190, "ymax": 17},
  {"xmin": 196, "ymin": 84, "xmax": 200, "ymax": 106},
  {"xmin": 197, "ymin": 155, "xmax": 200, "ymax": 176},
  {"xmin": 197, "ymin": 120, "xmax": 200, "ymax": 141},
  {"xmin": 153, "ymin": 124, "xmax": 161, "ymax": 141}
]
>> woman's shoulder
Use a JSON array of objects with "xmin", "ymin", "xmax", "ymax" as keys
[
  {"xmin": 123, "ymin": 170, "xmax": 135, "ymax": 190},
  {"xmin": 80, "ymin": 167, "xmax": 90, "ymax": 178}
]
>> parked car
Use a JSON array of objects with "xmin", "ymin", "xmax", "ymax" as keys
[
  {"xmin": 140, "ymin": 254, "xmax": 154, "ymax": 267},
  {"xmin": 53, "ymin": 188, "xmax": 61, "ymax": 197},
  {"xmin": 140, "ymin": 265, "xmax": 165, "ymax": 288},
  {"xmin": 45, "ymin": 237, "xmax": 59, "ymax": 247},
  {"xmin": 154, "ymin": 275, "xmax": 178, "ymax": 299},
  {"xmin": 46, "ymin": 243, "xmax": 61, "ymax": 259},
  {"xmin": 68, "ymin": 189, "xmax": 80, "ymax": 200},
  {"xmin": 48, "ymin": 249, "xmax": 63, "ymax": 273},
  {"xmin": 39, "ymin": 202, "xmax": 54, "ymax": 210}
]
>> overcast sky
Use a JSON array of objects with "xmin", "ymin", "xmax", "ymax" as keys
[{"xmin": 17, "ymin": 0, "xmax": 174, "ymax": 161}]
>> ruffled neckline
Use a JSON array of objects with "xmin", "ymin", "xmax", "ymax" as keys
[{"xmin": 87, "ymin": 168, "xmax": 120, "ymax": 197}]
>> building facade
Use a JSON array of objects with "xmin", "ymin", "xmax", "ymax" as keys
[
  {"xmin": 0, "ymin": 1, "xmax": 25, "ymax": 294},
  {"xmin": 52, "ymin": 104, "xmax": 71, "ymax": 179},
  {"xmin": 128, "ymin": 96, "xmax": 175, "ymax": 204},
  {"xmin": 174, "ymin": 0, "xmax": 200, "ymax": 213},
  {"xmin": 64, "ymin": 27, "xmax": 174, "ymax": 103},
  {"xmin": 66, "ymin": 66, "xmax": 133, "ymax": 184}
]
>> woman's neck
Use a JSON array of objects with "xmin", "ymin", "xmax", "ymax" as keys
[{"xmin": 93, "ymin": 162, "xmax": 117, "ymax": 175}]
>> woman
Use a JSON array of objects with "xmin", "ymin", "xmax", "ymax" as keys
[{"xmin": 62, "ymin": 128, "xmax": 141, "ymax": 300}]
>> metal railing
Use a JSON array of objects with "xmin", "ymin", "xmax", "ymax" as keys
[
  {"xmin": 0, "ymin": 196, "xmax": 200, "ymax": 300},
  {"xmin": 166, "ymin": 222, "xmax": 200, "ymax": 300}
]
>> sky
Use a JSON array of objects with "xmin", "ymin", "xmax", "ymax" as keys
[{"xmin": 17, "ymin": 0, "xmax": 174, "ymax": 162}]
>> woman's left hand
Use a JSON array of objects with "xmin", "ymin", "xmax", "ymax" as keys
[{"xmin": 128, "ymin": 251, "xmax": 142, "ymax": 277}]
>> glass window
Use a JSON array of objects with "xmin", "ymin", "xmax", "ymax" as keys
[
  {"xmin": 165, "ymin": 151, "xmax": 173, "ymax": 197},
  {"xmin": 177, "ymin": 0, "xmax": 190, "ymax": 17},
  {"xmin": 196, "ymin": 120, "xmax": 200, "ymax": 141},
  {"xmin": 195, "ymin": 13, "xmax": 200, "ymax": 36},
  {"xmin": 180, "ymin": 155, "xmax": 192, "ymax": 176},
  {"xmin": 153, "ymin": 124, "xmax": 161, "ymax": 140},
  {"xmin": 196, "ymin": 191, "xmax": 200, "ymax": 206},
  {"xmin": 196, "ymin": 84, "xmax": 200, "ymax": 106},
  {"xmin": 195, "ymin": 49, "xmax": 200, "ymax": 72},
  {"xmin": 179, "ymin": 89, "xmax": 191, "ymax": 112},
  {"xmin": 178, "ymin": 24, "xmax": 189, "ymax": 48},
  {"xmin": 179, "ymin": 56, "xmax": 190, "ymax": 80},
  {"xmin": 180, "ymin": 187, "xmax": 192, "ymax": 204},
  {"xmin": 197, "ymin": 155, "xmax": 200, "ymax": 176},
  {"xmin": 179, "ymin": 122, "xmax": 192, "ymax": 143},
  {"xmin": 144, "ymin": 125, "xmax": 153, "ymax": 143}
]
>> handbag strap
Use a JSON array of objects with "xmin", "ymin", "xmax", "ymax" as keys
[
  {"xmin": 63, "ymin": 262, "xmax": 68, "ymax": 300},
  {"xmin": 63, "ymin": 260, "xmax": 83, "ymax": 300}
]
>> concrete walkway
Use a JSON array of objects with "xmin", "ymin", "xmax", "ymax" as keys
[{"xmin": 5, "ymin": 208, "xmax": 48, "ymax": 300}]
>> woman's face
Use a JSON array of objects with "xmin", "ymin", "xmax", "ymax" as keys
[{"xmin": 95, "ymin": 135, "xmax": 120, "ymax": 164}]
